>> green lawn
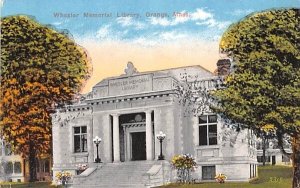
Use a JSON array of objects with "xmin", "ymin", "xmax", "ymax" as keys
[
  {"xmin": 161, "ymin": 165, "xmax": 292, "ymax": 188},
  {"xmin": 0, "ymin": 166, "xmax": 292, "ymax": 188},
  {"xmin": 0, "ymin": 182, "xmax": 60, "ymax": 188}
]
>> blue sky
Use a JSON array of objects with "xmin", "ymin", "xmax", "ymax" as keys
[
  {"xmin": 1, "ymin": 0, "xmax": 299, "ymax": 93},
  {"xmin": 2, "ymin": 0, "xmax": 299, "ymax": 44}
]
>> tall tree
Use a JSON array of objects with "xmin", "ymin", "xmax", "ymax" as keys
[
  {"xmin": 211, "ymin": 9, "xmax": 299, "ymax": 187},
  {"xmin": 0, "ymin": 15, "xmax": 92, "ymax": 181}
]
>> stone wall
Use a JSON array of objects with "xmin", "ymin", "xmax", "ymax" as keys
[{"xmin": 52, "ymin": 109, "xmax": 92, "ymax": 179}]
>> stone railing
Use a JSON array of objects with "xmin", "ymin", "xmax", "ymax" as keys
[
  {"xmin": 143, "ymin": 161, "xmax": 173, "ymax": 188},
  {"xmin": 190, "ymin": 76, "xmax": 225, "ymax": 91},
  {"xmin": 72, "ymin": 165, "xmax": 101, "ymax": 186}
]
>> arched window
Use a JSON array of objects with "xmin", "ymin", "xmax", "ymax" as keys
[{"xmin": 14, "ymin": 162, "xmax": 21, "ymax": 174}]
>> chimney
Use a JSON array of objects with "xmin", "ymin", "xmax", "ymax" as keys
[{"xmin": 216, "ymin": 58, "xmax": 231, "ymax": 76}]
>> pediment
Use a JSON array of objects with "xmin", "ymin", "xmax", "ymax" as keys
[{"xmin": 90, "ymin": 63, "xmax": 213, "ymax": 99}]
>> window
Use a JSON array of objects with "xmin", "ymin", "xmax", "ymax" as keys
[
  {"xmin": 5, "ymin": 162, "xmax": 13, "ymax": 174},
  {"xmin": 39, "ymin": 159, "xmax": 50, "ymax": 173},
  {"xmin": 250, "ymin": 164, "xmax": 257, "ymax": 178},
  {"xmin": 199, "ymin": 115, "xmax": 217, "ymax": 146},
  {"xmin": 257, "ymin": 156, "xmax": 270, "ymax": 162},
  {"xmin": 257, "ymin": 156, "xmax": 262, "ymax": 162},
  {"xmin": 4, "ymin": 144, "xmax": 12, "ymax": 156},
  {"xmin": 74, "ymin": 126, "xmax": 87, "ymax": 153},
  {"xmin": 250, "ymin": 164, "xmax": 256, "ymax": 178},
  {"xmin": 44, "ymin": 160, "xmax": 50, "ymax": 173},
  {"xmin": 202, "ymin": 166, "xmax": 216, "ymax": 180},
  {"xmin": 14, "ymin": 162, "xmax": 21, "ymax": 174}
]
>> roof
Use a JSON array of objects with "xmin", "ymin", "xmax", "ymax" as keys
[{"xmin": 94, "ymin": 63, "xmax": 213, "ymax": 88}]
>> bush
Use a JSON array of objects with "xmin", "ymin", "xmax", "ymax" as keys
[
  {"xmin": 215, "ymin": 173, "xmax": 227, "ymax": 183},
  {"xmin": 55, "ymin": 171, "xmax": 72, "ymax": 185},
  {"xmin": 171, "ymin": 154, "xmax": 197, "ymax": 183}
]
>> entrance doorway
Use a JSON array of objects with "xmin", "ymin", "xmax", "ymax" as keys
[
  {"xmin": 131, "ymin": 132, "xmax": 146, "ymax": 161},
  {"xmin": 272, "ymin": 156, "xmax": 276, "ymax": 165}
]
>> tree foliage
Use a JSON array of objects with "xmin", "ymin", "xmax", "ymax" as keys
[
  {"xmin": 212, "ymin": 8, "xmax": 299, "ymax": 187},
  {"xmin": 213, "ymin": 8, "xmax": 299, "ymax": 138},
  {"xmin": 0, "ymin": 15, "xmax": 91, "ymax": 180}
]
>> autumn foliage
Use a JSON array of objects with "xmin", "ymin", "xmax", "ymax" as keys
[{"xmin": 0, "ymin": 15, "xmax": 91, "ymax": 180}]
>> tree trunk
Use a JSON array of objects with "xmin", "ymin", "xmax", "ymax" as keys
[
  {"xmin": 29, "ymin": 143, "xmax": 37, "ymax": 182},
  {"xmin": 262, "ymin": 137, "xmax": 266, "ymax": 166},
  {"xmin": 292, "ymin": 136, "xmax": 300, "ymax": 188}
]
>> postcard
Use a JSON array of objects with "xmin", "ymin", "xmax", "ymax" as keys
[{"xmin": 1, "ymin": 0, "xmax": 299, "ymax": 187}]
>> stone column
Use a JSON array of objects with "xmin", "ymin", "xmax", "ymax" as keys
[
  {"xmin": 112, "ymin": 114, "xmax": 120, "ymax": 162},
  {"xmin": 146, "ymin": 110, "xmax": 153, "ymax": 160},
  {"xmin": 102, "ymin": 114, "xmax": 112, "ymax": 162}
]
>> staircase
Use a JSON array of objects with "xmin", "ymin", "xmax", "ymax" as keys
[{"xmin": 72, "ymin": 161, "xmax": 156, "ymax": 188}]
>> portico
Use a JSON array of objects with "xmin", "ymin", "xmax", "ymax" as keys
[{"xmin": 111, "ymin": 110, "xmax": 154, "ymax": 162}]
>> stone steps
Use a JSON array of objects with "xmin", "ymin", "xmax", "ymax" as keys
[
  {"xmin": 72, "ymin": 184, "xmax": 144, "ymax": 188},
  {"xmin": 72, "ymin": 161, "xmax": 155, "ymax": 188}
]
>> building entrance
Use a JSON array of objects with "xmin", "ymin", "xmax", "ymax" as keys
[
  {"xmin": 118, "ymin": 112, "xmax": 154, "ymax": 162},
  {"xmin": 131, "ymin": 132, "xmax": 146, "ymax": 160}
]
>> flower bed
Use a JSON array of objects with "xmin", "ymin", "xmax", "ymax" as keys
[
  {"xmin": 55, "ymin": 171, "xmax": 72, "ymax": 185},
  {"xmin": 215, "ymin": 173, "xmax": 227, "ymax": 183}
]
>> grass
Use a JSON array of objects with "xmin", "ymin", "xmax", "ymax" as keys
[
  {"xmin": 0, "ymin": 182, "xmax": 60, "ymax": 188},
  {"xmin": 0, "ymin": 166, "xmax": 292, "ymax": 187},
  {"xmin": 161, "ymin": 165, "xmax": 292, "ymax": 188}
]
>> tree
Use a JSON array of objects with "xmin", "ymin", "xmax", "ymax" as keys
[
  {"xmin": 211, "ymin": 9, "xmax": 300, "ymax": 187},
  {"xmin": 0, "ymin": 15, "xmax": 92, "ymax": 181},
  {"xmin": 258, "ymin": 131, "xmax": 274, "ymax": 166}
]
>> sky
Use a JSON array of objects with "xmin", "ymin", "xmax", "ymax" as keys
[{"xmin": 1, "ymin": 0, "xmax": 299, "ymax": 93}]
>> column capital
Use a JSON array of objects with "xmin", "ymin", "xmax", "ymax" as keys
[
  {"xmin": 144, "ymin": 110, "xmax": 153, "ymax": 114},
  {"xmin": 111, "ymin": 113, "xmax": 120, "ymax": 117}
]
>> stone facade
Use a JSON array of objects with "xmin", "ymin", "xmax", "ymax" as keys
[{"xmin": 52, "ymin": 63, "xmax": 257, "ymax": 184}]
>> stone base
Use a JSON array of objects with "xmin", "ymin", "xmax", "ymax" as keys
[{"xmin": 192, "ymin": 163, "xmax": 258, "ymax": 182}]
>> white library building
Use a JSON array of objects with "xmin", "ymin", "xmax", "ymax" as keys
[{"xmin": 51, "ymin": 61, "xmax": 258, "ymax": 187}]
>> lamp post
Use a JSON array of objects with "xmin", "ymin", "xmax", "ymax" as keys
[
  {"xmin": 93, "ymin": 136, "xmax": 102, "ymax": 163},
  {"xmin": 156, "ymin": 131, "xmax": 166, "ymax": 160}
]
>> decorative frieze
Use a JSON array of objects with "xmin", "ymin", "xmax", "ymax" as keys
[
  {"xmin": 52, "ymin": 110, "xmax": 92, "ymax": 127},
  {"xmin": 91, "ymin": 68, "xmax": 177, "ymax": 99}
]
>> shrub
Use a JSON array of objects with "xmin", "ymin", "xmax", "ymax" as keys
[
  {"xmin": 171, "ymin": 154, "xmax": 197, "ymax": 183},
  {"xmin": 55, "ymin": 171, "xmax": 72, "ymax": 185},
  {"xmin": 215, "ymin": 173, "xmax": 227, "ymax": 183}
]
